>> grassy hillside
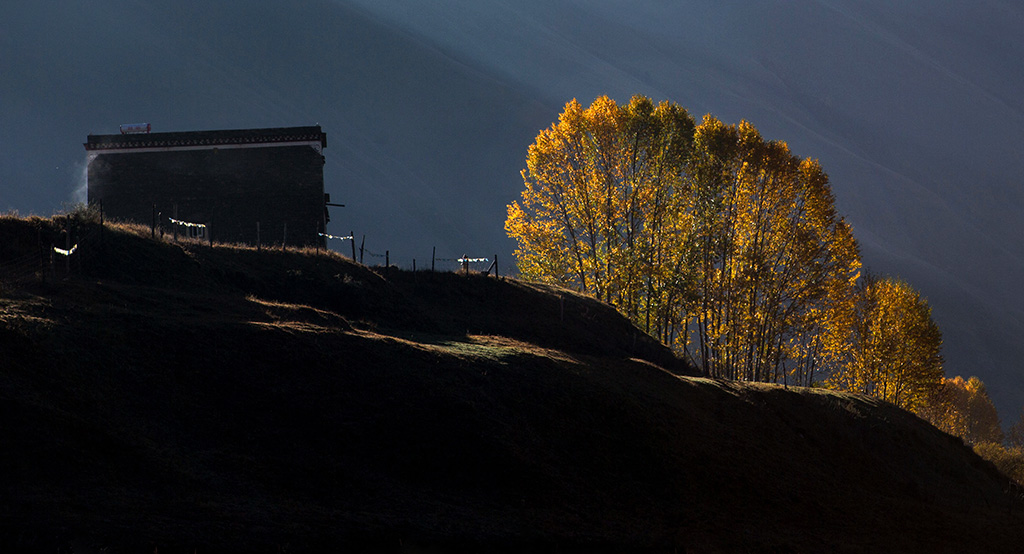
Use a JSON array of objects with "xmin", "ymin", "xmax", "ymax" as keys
[{"xmin": 1, "ymin": 215, "xmax": 1023, "ymax": 553}]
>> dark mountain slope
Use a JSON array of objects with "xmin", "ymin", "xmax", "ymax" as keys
[{"xmin": 0, "ymin": 216, "xmax": 1022, "ymax": 553}]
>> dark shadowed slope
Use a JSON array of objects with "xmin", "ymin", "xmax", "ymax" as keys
[{"xmin": 1, "ymin": 216, "xmax": 1022, "ymax": 553}]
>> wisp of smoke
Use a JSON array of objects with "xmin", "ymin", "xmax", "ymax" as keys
[{"xmin": 72, "ymin": 158, "xmax": 89, "ymax": 204}]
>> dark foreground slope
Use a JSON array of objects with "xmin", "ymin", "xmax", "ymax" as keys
[{"xmin": 1, "ymin": 216, "xmax": 1022, "ymax": 553}]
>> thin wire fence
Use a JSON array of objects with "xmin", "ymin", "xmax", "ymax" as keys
[{"xmin": 1, "ymin": 209, "xmax": 503, "ymax": 292}]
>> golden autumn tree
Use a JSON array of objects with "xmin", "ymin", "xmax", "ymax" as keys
[
  {"xmin": 506, "ymin": 95, "xmax": 697, "ymax": 343},
  {"xmin": 825, "ymin": 275, "xmax": 944, "ymax": 411},
  {"xmin": 918, "ymin": 376, "xmax": 1003, "ymax": 445}
]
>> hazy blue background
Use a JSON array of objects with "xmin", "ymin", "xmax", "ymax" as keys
[{"xmin": 3, "ymin": 0, "xmax": 1023, "ymax": 418}]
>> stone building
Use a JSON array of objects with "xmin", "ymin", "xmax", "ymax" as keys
[{"xmin": 84, "ymin": 125, "xmax": 327, "ymax": 247}]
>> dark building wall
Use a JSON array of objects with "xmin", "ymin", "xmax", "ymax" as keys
[{"xmin": 86, "ymin": 127, "xmax": 327, "ymax": 247}]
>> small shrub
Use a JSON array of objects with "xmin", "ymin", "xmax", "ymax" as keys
[{"xmin": 57, "ymin": 202, "xmax": 102, "ymax": 225}]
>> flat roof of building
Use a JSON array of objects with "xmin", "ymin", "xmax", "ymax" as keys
[{"xmin": 84, "ymin": 125, "xmax": 326, "ymax": 152}]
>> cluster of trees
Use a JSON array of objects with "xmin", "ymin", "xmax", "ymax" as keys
[
  {"xmin": 507, "ymin": 94, "xmax": 1024, "ymax": 481},
  {"xmin": 506, "ymin": 95, "xmax": 940, "ymax": 405},
  {"xmin": 506, "ymin": 95, "xmax": 1024, "ymax": 480}
]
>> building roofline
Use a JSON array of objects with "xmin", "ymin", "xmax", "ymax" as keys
[{"xmin": 84, "ymin": 125, "xmax": 327, "ymax": 151}]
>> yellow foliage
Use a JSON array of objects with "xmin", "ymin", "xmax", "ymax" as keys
[
  {"xmin": 919, "ymin": 376, "xmax": 1003, "ymax": 445},
  {"xmin": 825, "ymin": 276, "xmax": 943, "ymax": 412},
  {"xmin": 507, "ymin": 95, "xmax": 698, "ymax": 346},
  {"xmin": 508, "ymin": 95, "xmax": 862, "ymax": 382},
  {"xmin": 685, "ymin": 114, "xmax": 860, "ymax": 382}
]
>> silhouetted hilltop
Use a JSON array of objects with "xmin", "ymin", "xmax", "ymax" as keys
[{"xmin": 0, "ymin": 215, "xmax": 1022, "ymax": 553}]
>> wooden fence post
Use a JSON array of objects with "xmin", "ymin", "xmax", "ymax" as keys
[
  {"xmin": 65, "ymin": 214, "xmax": 71, "ymax": 276},
  {"xmin": 37, "ymin": 227, "xmax": 44, "ymax": 283}
]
